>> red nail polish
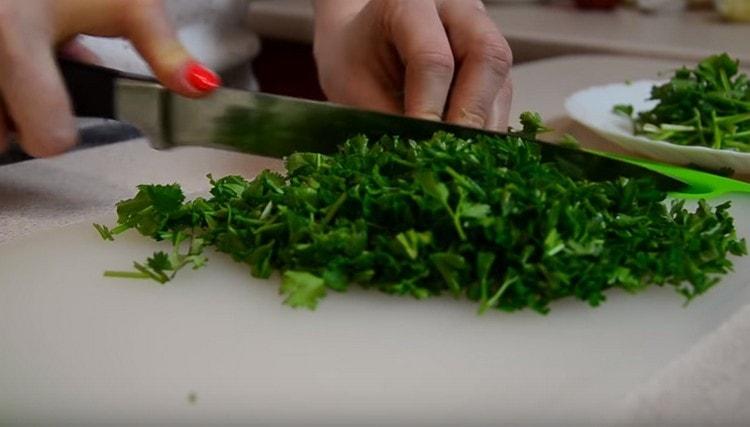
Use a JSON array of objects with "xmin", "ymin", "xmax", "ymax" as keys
[{"xmin": 184, "ymin": 61, "xmax": 221, "ymax": 92}]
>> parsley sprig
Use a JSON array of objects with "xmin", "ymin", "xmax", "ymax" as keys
[
  {"xmin": 615, "ymin": 53, "xmax": 750, "ymax": 151},
  {"xmin": 97, "ymin": 125, "xmax": 746, "ymax": 313}
]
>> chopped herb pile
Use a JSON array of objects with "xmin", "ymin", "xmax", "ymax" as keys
[
  {"xmin": 614, "ymin": 53, "xmax": 750, "ymax": 151},
  {"xmin": 96, "ymin": 130, "xmax": 746, "ymax": 314}
]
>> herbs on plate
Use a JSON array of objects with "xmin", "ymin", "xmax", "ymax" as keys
[
  {"xmin": 614, "ymin": 53, "xmax": 750, "ymax": 151},
  {"xmin": 96, "ymin": 125, "xmax": 746, "ymax": 314}
]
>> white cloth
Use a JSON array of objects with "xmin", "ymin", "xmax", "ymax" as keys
[
  {"xmin": 77, "ymin": 0, "xmax": 260, "ymax": 83},
  {"xmin": 621, "ymin": 303, "xmax": 750, "ymax": 426},
  {"xmin": 0, "ymin": 140, "xmax": 281, "ymax": 245}
]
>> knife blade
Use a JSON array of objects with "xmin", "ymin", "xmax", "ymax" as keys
[{"xmin": 60, "ymin": 60, "xmax": 688, "ymax": 193}]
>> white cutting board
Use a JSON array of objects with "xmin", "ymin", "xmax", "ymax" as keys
[{"xmin": 2, "ymin": 197, "xmax": 750, "ymax": 425}]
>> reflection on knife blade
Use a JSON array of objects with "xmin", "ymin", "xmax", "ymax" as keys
[{"xmin": 112, "ymin": 80, "xmax": 685, "ymax": 194}]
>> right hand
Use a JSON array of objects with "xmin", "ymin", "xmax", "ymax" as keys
[
  {"xmin": 313, "ymin": 0, "xmax": 513, "ymax": 131},
  {"xmin": 0, "ymin": 0, "xmax": 219, "ymax": 157}
]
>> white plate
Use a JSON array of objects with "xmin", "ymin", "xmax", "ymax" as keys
[{"xmin": 565, "ymin": 80, "xmax": 750, "ymax": 174}]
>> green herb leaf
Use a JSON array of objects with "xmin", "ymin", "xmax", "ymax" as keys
[
  {"xmin": 617, "ymin": 53, "xmax": 750, "ymax": 155},
  {"xmin": 280, "ymin": 271, "xmax": 327, "ymax": 310}
]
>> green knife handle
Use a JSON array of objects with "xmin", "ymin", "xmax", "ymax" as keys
[{"xmin": 586, "ymin": 149, "xmax": 750, "ymax": 199}]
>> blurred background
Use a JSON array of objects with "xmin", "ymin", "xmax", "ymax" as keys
[{"xmin": 248, "ymin": 0, "xmax": 749, "ymax": 100}]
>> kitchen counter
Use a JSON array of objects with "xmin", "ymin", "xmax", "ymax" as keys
[
  {"xmin": 2, "ymin": 55, "xmax": 750, "ymax": 424},
  {"xmin": 247, "ymin": 0, "xmax": 750, "ymax": 64}
]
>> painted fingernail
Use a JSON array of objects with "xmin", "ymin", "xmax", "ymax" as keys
[{"xmin": 184, "ymin": 61, "xmax": 221, "ymax": 93}]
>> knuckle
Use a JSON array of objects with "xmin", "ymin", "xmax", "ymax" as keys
[
  {"xmin": 410, "ymin": 49, "xmax": 455, "ymax": 77},
  {"xmin": 460, "ymin": 106, "xmax": 490, "ymax": 128},
  {"xmin": 379, "ymin": 0, "xmax": 405, "ymax": 25},
  {"xmin": 473, "ymin": 33, "xmax": 513, "ymax": 76}
]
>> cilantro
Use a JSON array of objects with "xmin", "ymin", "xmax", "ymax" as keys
[
  {"xmin": 93, "ymin": 223, "xmax": 114, "ymax": 241},
  {"xmin": 615, "ymin": 53, "xmax": 750, "ymax": 152},
  {"xmin": 613, "ymin": 104, "xmax": 634, "ymax": 119},
  {"xmin": 280, "ymin": 271, "xmax": 327, "ymax": 309},
  {"xmin": 114, "ymin": 184, "xmax": 186, "ymax": 237},
  {"xmin": 518, "ymin": 111, "xmax": 552, "ymax": 138},
  {"xmin": 97, "ymin": 120, "xmax": 746, "ymax": 313}
]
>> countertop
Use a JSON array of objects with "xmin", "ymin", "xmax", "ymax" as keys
[{"xmin": 247, "ymin": 0, "xmax": 750, "ymax": 64}]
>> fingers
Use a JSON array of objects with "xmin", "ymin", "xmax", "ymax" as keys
[
  {"xmin": 317, "ymin": 60, "xmax": 402, "ymax": 114},
  {"xmin": 313, "ymin": 0, "xmax": 511, "ymax": 129},
  {"xmin": 0, "ymin": 2, "xmax": 76, "ymax": 157},
  {"xmin": 123, "ymin": 1, "xmax": 220, "ymax": 97},
  {"xmin": 313, "ymin": 0, "xmax": 406, "ymax": 114},
  {"xmin": 0, "ymin": 0, "xmax": 219, "ymax": 158},
  {"xmin": 55, "ymin": 0, "xmax": 219, "ymax": 97},
  {"xmin": 438, "ymin": 0, "xmax": 512, "ymax": 129},
  {"xmin": 383, "ymin": 0, "xmax": 454, "ymax": 121},
  {"xmin": 0, "ymin": 43, "xmax": 77, "ymax": 157},
  {"xmin": 326, "ymin": 73, "xmax": 402, "ymax": 114},
  {"xmin": 58, "ymin": 37, "xmax": 101, "ymax": 65}
]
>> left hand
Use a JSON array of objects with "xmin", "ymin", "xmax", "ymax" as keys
[
  {"xmin": 0, "ymin": 0, "xmax": 218, "ymax": 158},
  {"xmin": 313, "ymin": 0, "xmax": 512, "ymax": 131}
]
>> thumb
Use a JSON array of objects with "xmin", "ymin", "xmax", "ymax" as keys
[{"xmin": 122, "ymin": 2, "xmax": 221, "ymax": 97}]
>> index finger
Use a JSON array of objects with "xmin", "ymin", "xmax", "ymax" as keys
[{"xmin": 54, "ymin": 0, "xmax": 212, "ymax": 97}]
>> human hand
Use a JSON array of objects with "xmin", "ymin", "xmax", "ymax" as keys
[
  {"xmin": 0, "ymin": 0, "xmax": 219, "ymax": 157},
  {"xmin": 313, "ymin": 0, "xmax": 512, "ymax": 131}
]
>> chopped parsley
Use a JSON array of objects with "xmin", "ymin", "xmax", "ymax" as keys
[
  {"xmin": 615, "ymin": 53, "xmax": 750, "ymax": 151},
  {"xmin": 97, "ymin": 124, "xmax": 746, "ymax": 314}
]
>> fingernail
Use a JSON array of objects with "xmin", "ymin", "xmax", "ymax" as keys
[
  {"xmin": 183, "ymin": 61, "xmax": 221, "ymax": 93},
  {"xmin": 456, "ymin": 108, "xmax": 486, "ymax": 129}
]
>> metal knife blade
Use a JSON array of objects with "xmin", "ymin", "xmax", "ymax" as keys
[{"xmin": 113, "ymin": 79, "xmax": 685, "ymax": 192}]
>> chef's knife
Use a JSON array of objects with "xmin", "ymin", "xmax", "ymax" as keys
[{"xmin": 59, "ymin": 60, "xmax": 750, "ymax": 199}]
